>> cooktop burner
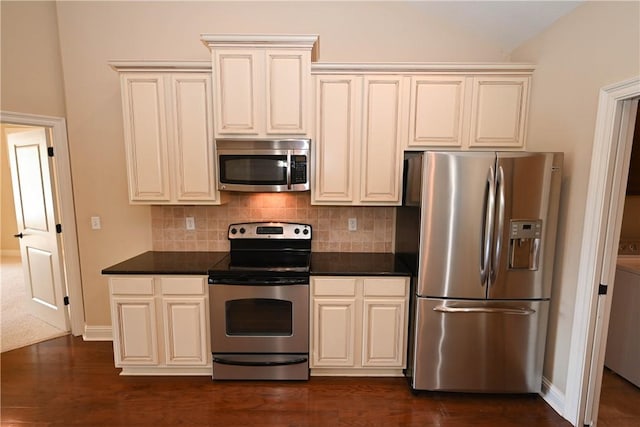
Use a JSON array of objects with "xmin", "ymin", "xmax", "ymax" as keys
[{"xmin": 207, "ymin": 222, "xmax": 312, "ymax": 278}]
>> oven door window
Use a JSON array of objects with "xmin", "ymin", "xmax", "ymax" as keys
[
  {"xmin": 225, "ymin": 298, "xmax": 292, "ymax": 336},
  {"xmin": 219, "ymin": 155, "xmax": 287, "ymax": 186}
]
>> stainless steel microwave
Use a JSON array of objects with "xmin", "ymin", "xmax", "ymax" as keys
[{"xmin": 215, "ymin": 138, "xmax": 310, "ymax": 192}]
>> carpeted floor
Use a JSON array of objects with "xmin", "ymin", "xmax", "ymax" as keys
[{"xmin": 1, "ymin": 255, "xmax": 68, "ymax": 352}]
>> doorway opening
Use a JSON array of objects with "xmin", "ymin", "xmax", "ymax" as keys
[
  {"xmin": 597, "ymin": 102, "xmax": 640, "ymax": 424},
  {"xmin": 563, "ymin": 77, "xmax": 640, "ymax": 426},
  {"xmin": 0, "ymin": 111, "xmax": 84, "ymax": 340}
]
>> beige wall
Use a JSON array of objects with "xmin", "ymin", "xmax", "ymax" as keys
[
  {"xmin": 1, "ymin": 128, "xmax": 19, "ymax": 253},
  {"xmin": 511, "ymin": 1, "xmax": 640, "ymax": 394},
  {"xmin": 50, "ymin": 1, "xmax": 509, "ymax": 327},
  {"xmin": 0, "ymin": 1, "xmax": 66, "ymax": 117}
]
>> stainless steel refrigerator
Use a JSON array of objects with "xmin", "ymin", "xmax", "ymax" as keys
[{"xmin": 396, "ymin": 151, "xmax": 563, "ymax": 393}]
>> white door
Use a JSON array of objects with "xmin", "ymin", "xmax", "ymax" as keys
[{"xmin": 6, "ymin": 127, "xmax": 69, "ymax": 331}]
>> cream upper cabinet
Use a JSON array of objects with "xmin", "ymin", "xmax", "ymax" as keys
[
  {"xmin": 408, "ymin": 74, "xmax": 530, "ymax": 149},
  {"xmin": 310, "ymin": 276, "xmax": 409, "ymax": 376},
  {"xmin": 313, "ymin": 75, "xmax": 360, "ymax": 203},
  {"xmin": 359, "ymin": 76, "xmax": 407, "ymax": 204},
  {"xmin": 108, "ymin": 275, "xmax": 211, "ymax": 375},
  {"xmin": 202, "ymin": 35, "xmax": 318, "ymax": 138},
  {"xmin": 468, "ymin": 76, "xmax": 530, "ymax": 148},
  {"xmin": 112, "ymin": 62, "xmax": 223, "ymax": 205},
  {"xmin": 312, "ymin": 73, "xmax": 407, "ymax": 205},
  {"xmin": 408, "ymin": 76, "xmax": 467, "ymax": 147}
]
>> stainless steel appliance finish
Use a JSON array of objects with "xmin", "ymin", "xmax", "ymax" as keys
[
  {"xmin": 216, "ymin": 138, "xmax": 310, "ymax": 192},
  {"xmin": 208, "ymin": 222, "xmax": 311, "ymax": 380},
  {"xmin": 397, "ymin": 151, "xmax": 563, "ymax": 393}
]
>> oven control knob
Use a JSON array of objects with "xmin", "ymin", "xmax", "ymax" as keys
[
  {"xmin": 230, "ymin": 228, "xmax": 237, "ymax": 235},
  {"xmin": 239, "ymin": 227, "xmax": 246, "ymax": 234},
  {"xmin": 294, "ymin": 228, "xmax": 300, "ymax": 234},
  {"xmin": 303, "ymin": 228, "xmax": 309, "ymax": 235}
]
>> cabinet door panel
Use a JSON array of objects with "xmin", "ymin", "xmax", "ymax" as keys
[
  {"xmin": 313, "ymin": 76, "xmax": 360, "ymax": 203},
  {"xmin": 362, "ymin": 299, "xmax": 406, "ymax": 367},
  {"xmin": 266, "ymin": 50, "xmax": 308, "ymax": 134},
  {"xmin": 312, "ymin": 299, "xmax": 356, "ymax": 367},
  {"xmin": 409, "ymin": 76, "xmax": 466, "ymax": 147},
  {"xmin": 163, "ymin": 298, "xmax": 209, "ymax": 365},
  {"xmin": 121, "ymin": 74, "xmax": 170, "ymax": 201},
  {"xmin": 214, "ymin": 50, "xmax": 259, "ymax": 134},
  {"xmin": 469, "ymin": 77, "xmax": 529, "ymax": 148},
  {"xmin": 360, "ymin": 76, "xmax": 404, "ymax": 204},
  {"xmin": 170, "ymin": 75, "xmax": 217, "ymax": 202},
  {"xmin": 111, "ymin": 297, "xmax": 158, "ymax": 366}
]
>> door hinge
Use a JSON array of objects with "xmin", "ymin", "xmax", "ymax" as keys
[
  {"xmin": 56, "ymin": 224, "xmax": 62, "ymax": 233},
  {"xmin": 598, "ymin": 283, "xmax": 608, "ymax": 295},
  {"xmin": 64, "ymin": 296, "xmax": 69, "ymax": 305},
  {"xmin": 47, "ymin": 147, "xmax": 54, "ymax": 157}
]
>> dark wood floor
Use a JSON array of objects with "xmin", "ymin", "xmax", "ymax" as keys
[
  {"xmin": 598, "ymin": 367, "xmax": 640, "ymax": 426},
  {"xmin": 2, "ymin": 335, "xmax": 573, "ymax": 426}
]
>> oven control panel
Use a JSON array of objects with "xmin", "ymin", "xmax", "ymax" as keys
[{"xmin": 228, "ymin": 222, "xmax": 311, "ymax": 239}]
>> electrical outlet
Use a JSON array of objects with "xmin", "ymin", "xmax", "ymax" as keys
[
  {"xmin": 348, "ymin": 217, "xmax": 357, "ymax": 231},
  {"xmin": 90, "ymin": 216, "xmax": 101, "ymax": 230},
  {"xmin": 185, "ymin": 217, "xmax": 196, "ymax": 230}
]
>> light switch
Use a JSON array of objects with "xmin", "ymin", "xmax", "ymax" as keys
[{"xmin": 91, "ymin": 216, "xmax": 101, "ymax": 230}]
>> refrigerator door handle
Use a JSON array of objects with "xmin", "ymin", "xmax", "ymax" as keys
[
  {"xmin": 490, "ymin": 165, "xmax": 506, "ymax": 283},
  {"xmin": 433, "ymin": 305, "xmax": 536, "ymax": 315},
  {"xmin": 481, "ymin": 166, "xmax": 496, "ymax": 285}
]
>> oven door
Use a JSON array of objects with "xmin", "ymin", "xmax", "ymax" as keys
[{"xmin": 210, "ymin": 283, "xmax": 309, "ymax": 354}]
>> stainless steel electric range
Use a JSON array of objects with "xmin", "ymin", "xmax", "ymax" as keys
[{"xmin": 207, "ymin": 222, "xmax": 311, "ymax": 380}]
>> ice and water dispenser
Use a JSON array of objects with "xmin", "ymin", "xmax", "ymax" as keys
[{"xmin": 508, "ymin": 220, "xmax": 542, "ymax": 270}]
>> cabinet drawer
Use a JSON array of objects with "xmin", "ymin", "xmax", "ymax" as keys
[
  {"xmin": 363, "ymin": 278, "xmax": 407, "ymax": 297},
  {"xmin": 313, "ymin": 278, "xmax": 357, "ymax": 296},
  {"xmin": 160, "ymin": 277, "xmax": 206, "ymax": 295},
  {"xmin": 110, "ymin": 277, "xmax": 154, "ymax": 295}
]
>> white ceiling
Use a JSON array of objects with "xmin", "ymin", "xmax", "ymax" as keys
[{"xmin": 417, "ymin": 1, "xmax": 584, "ymax": 54}]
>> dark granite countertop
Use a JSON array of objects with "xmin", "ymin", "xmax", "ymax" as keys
[
  {"xmin": 102, "ymin": 251, "xmax": 411, "ymax": 276},
  {"xmin": 101, "ymin": 251, "xmax": 228, "ymax": 275},
  {"xmin": 310, "ymin": 252, "xmax": 410, "ymax": 276}
]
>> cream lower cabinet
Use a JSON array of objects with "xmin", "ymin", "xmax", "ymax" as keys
[
  {"xmin": 108, "ymin": 276, "xmax": 211, "ymax": 375},
  {"xmin": 310, "ymin": 276, "xmax": 409, "ymax": 376},
  {"xmin": 312, "ymin": 74, "xmax": 407, "ymax": 205},
  {"xmin": 112, "ymin": 63, "xmax": 223, "ymax": 204}
]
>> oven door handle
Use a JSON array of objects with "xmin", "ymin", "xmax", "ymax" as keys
[
  {"xmin": 209, "ymin": 277, "xmax": 309, "ymax": 285},
  {"xmin": 213, "ymin": 355, "xmax": 308, "ymax": 367}
]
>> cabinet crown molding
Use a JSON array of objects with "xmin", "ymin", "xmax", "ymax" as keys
[
  {"xmin": 312, "ymin": 62, "xmax": 535, "ymax": 75},
  {"xmin": 109, "ymin": 60, "xmax": 211, "ymax": 72},
  {"xmin": 201, "ymin": 34, "xmax": 318, "ymax": 50}
]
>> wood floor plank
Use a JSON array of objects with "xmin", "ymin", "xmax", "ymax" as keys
[{"xmin": 1, "ymin": 335, "xmax": 575, "ymax": 426}]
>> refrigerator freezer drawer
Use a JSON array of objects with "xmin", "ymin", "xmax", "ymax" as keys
[{"xmin": 411, "ymin": 298, "xmax": 549, "ymax": 393}]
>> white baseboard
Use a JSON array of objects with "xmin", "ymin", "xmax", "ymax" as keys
[
  {"xmin": 541, "ymin": 376, "xmax": 566, "ymax": 418},
  {"xmin": 83, "ymin": 325, "xmax": 112, "ymax": 341}
]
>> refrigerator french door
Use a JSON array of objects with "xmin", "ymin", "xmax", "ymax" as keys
[{"xmin": 400, "ymin": 151, "xmax": 563, "ymax": 393}]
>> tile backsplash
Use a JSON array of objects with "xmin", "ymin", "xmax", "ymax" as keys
[{"xmin": 151, "ymin": 193, "xmax": 395, "ymax": 253}]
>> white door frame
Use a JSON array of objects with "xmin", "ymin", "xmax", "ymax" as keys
[
  {"xmin": 1, "ymin": 110, "xmax": 85, "ymax": 337},
  {"xmin": 564, "ymin": 76, "xmax": 640, "ymax": 426}
]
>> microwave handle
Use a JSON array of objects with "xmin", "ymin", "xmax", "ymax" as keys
[{"xmin": 286, "ymin": 152, "xmax": 292, "ymax": 190}]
